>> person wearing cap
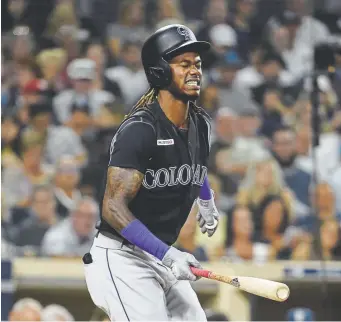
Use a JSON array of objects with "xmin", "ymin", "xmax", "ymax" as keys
[
  {"xmin": 53, "ymin": 58, "xmax": 115, "ymax": 125},
  {"xmin": 84, "ymin": 24, "xmax": 219, "ymax": 321},
  {"xmin": 24, "ymin": 99, "xmax": 87, "ymax": 167}
]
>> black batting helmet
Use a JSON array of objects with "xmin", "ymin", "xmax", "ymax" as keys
[{"xmin": 141, "ymin": 24, "xmax": 210, "ymax": 89}]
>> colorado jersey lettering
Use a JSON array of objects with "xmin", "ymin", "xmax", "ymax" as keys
[{"xmin": 142, "ymin": 164, "xmax": 207, "ymax": 189}]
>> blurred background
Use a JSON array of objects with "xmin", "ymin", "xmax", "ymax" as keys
[{"xmin": 1, "ymin": 0, "xmax": 341, "ymax": 321}]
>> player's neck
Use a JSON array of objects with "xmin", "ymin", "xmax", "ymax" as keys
[{"xmin": 158, "ymin": 91, "xmax": 189, "ymax": 128}]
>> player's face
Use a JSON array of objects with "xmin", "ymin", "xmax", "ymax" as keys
[{"xmin": 168, "ymin": 52, "xmax": 202, "ymax": 100}]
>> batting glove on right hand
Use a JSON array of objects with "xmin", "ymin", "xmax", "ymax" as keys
[{"xmin": 162, "ymin": 247, "xmax": 202, "ymax": 281}]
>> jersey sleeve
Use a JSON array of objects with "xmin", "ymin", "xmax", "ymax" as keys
[{"xmin": 108, "ymin": 118, "xmax": 155, "ymax": 173}]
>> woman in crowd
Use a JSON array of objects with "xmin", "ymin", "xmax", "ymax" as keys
[
  {"xmin": 236, "ymin": 156, "xmax": 294, "ymax": 221},
  {"xmin": 225, "ymin": 205, "xmax": 270, "ymax": 262}
]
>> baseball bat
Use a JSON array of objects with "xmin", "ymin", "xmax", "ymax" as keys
[{"xmin": 190, "ymin": 267, "xmax": 290, "ymax": 302}]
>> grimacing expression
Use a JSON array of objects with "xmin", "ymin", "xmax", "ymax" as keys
[{"xmin": 168, "ymin": 52, "xmax": 202, "ymax": 100}]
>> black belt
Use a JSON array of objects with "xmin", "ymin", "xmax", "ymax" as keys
[{"xmin": 96, "ymin": 230, "xmax": 135, "ymax": 250}]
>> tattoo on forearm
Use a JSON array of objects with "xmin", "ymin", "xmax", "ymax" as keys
[{"xmin": 102, "ymin": 167, "xmax": 144, "ymax": 231}]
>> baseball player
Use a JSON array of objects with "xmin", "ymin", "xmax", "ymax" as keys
[{"xmin": 83, "ymin": 24, "xmax": 220, "ymax": 321}]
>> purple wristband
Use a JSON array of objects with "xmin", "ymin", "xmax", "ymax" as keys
[
  {"xmin": 199, "ymin": 176, "xmax": 212, "ymax": 200},
  {"xmin": 121, "ymin": 219, "xmax": 170, "ymax": 260}
]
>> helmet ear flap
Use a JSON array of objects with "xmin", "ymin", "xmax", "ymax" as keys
[{"xmin": 146, "ymin": 58, "xmax": 172, "ymax": 89}]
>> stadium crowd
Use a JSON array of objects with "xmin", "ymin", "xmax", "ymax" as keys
[{"xmin": 1, "ymin": 0, "xmax": 341, "ymax": 267}]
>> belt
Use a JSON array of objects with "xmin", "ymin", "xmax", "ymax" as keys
[{"xmin": 96, "ymin": 230, "xmax": 135, "ymax": 250}]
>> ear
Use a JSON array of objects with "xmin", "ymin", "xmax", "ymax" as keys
[{"xmin": 149, "ymin": 67, "xmax": 164, "ymax": 79}]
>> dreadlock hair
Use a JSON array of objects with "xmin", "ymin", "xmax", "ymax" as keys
[
  {"xmin": 125, "ymin": 87, "xmax": 209, "ymax": 119},
  {"xmin": 126, "ymin": 87, "xmax": 158, "ymax": 118}
]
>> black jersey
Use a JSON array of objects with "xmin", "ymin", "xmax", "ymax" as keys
[{"xmin": 98, "ymin": 101, "xmax": 211, "ymax": 245}]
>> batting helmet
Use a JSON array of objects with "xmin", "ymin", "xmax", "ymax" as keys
[{"xmin": 141, "ymin": 24, "xmax": 210, "ymax": 89}]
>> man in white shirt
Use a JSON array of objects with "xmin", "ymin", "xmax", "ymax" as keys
[
  {"xmin": 286, "ymin": 0, "xmax": 331, "ymax": 48},
  {"xmin": 41, "ymin": 197, "xmax": 98, "ymax": 257},
  {"xmin": 53, "ymin": 58, "xmax": 115, "ymax": 124}
]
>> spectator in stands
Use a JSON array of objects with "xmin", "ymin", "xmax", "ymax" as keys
[
  {"xmin": 21, "ymin": 78, "xmax": 50, "ymax": 108},
  {"xmin": 259, "ymin": 87, "xmax": 289, "ymax": 138},
  {"xmin": 154, "ymin": 0, "xmax": 185, "ymax": 28},
  {"xmin": 231, "ymin": 109, "xmax": 267, "ymax": 166},
  {"xmin": 237, "ymin": 156, "xmax": 294, "ymax": 231},
  {"xmin": 256, "ymin": 194, "xmax": 293, "ymax": 259},
  {"xmin": 41, "ymin": 304, "xmax": 74, "ymax": 321},
  {"xmin": 196, "ymin": 0, "xmax": 230, "ymax": 69},
  {"xmin": 105, "ymin": 39, "xmax": 148, "ymax": 108},
  {"xmin": 53, "ymin": 156, "xmax": 82, "ymax": 218},
  {"xmin": 25, "ymin": 100, "xmax": 87, "ymax": 166},
  {"xmin": 268, "ymin": 10, "xmax": 313, "ymax": 81},
  {"xmin": 85, "ymin": 41, "xmax": 122, "ymax": 99},
  {"xmin": 271, "ymin": 126, "xmax": 311, "ymax": 209},
  {"xmin": 293, "ymin": 218, "xmax": 341, "ymax": 260},
  {"xmin": 6, "ymin": 59, "xmax": 42, "ymax": 118},
  {"xmin": 41, "ymin": 197, "xmax": 98, "ymax": 257},
  {"xmin": 10, "ymin": 27, "xmax": 36, "ymax": 62},
  {"xmin": 53, "ymin": 58, "xmax": 115, "ymax": 125},
  {"xmin": 225, "ymin": 205, "xmax": 270, "ymax": 263},
  {"xmin": 36, "ymin": 48, "xmax": 68, "ymax": 94},
  {"xmin": 285, "ymin": 0, "xmax": 330, "ymax": 48},
  {"xmin": 2, "ymin": 131, "xmax": 54, "ymax": 208},
  {"xmin": 251, "ymin": 51, "xmax": 296, "ymax": 105},
  {"xmin": 228, "ymin": 0, "xmax": 258, "ymax": 62},
  {"xmin": 9, "ymin": 298, "xmax": 43, "ymax": 322},
  {"xmin": 208, "ymin": 107, "xmax": 240, "ymax": 198},
  {"xmin": 294, "ymin": 182, "xmax": 341, "ymax": 234},
  {"xmin": 106, "ymin": 0, "xmax": 150, "ymax": 57},
  {"xmin": 196, "ymin": 0, "xmax": 229, "ymax": 43},
  {"xmin": 1, "ymin": 114, "xmax": 23, "ymax": 169},
  {"xmin": 10, "ymin": 184, "xmax": 60, "ymax": 256},
  {"xmin": 236, "ymin": 48, "xmax": 296, "ymax": 97},
  {"xmin": 234, "ymin": 45, "xmax": 265, "ymax": 90},
  {"xmin": 209, "ymin": 23, "xmax": 237, "ymax": 57},
  {"xmin": 294, "ymin": 98, "xmax": 340, "ymax": 179},
  {"xmin": 209, "ymin": 50, "xmax": 260, "ymax": 115}
]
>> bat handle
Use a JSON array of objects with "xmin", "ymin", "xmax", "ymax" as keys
[{"xmin": 190, "ymin": 267, "xmax": 211, "ymax": 278}]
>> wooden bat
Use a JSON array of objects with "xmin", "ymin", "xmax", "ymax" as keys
[{"xmin": 190, "ymin": 267, "xmax": 290, "ymax": 302}]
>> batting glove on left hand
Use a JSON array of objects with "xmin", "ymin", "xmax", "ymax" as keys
[{"xmin": 196, "ymin": 189, "xmax": 219, "ymax": 237}]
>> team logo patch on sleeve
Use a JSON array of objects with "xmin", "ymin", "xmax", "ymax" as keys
[{"xmin": 157, "ymin": 139, "xmax": 174, "ymax": 146}]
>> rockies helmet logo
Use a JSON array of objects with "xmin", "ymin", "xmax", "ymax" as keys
[{"xmin": 177, "ymin": 26, "xmax": 191, "ymax": 41}]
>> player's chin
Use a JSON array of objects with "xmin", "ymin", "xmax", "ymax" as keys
[{"xmin": 182, "ymin": 88, "xmax": 200, "ymax": 100}]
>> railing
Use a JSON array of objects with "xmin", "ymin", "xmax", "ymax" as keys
[{"xmin": 2, "ymin": 258, "xmax": 341, "ymax": 321}]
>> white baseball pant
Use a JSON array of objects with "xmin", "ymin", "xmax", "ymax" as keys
[{"xmin": 84, "ymin": 233, "xmax": 207, "ymax": 321}]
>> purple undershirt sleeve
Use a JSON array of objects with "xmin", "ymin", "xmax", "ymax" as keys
[
  {"xmin": 121, "ymin": 219, "xmax": 170, "ymax": 260},
  {"xmin": 199, "ymin": 176, "xmax": 212, "ymax": 200}
]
